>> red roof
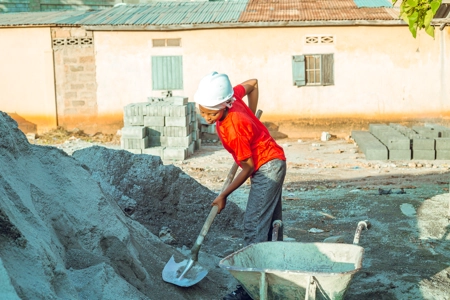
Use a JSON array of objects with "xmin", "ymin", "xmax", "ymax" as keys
[{"xmin": 239, "ymin": 0, "xmax": 400, "ymax": 22}]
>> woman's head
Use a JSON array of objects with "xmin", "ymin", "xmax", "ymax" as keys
[
  {"xmin": 194, "ymin": 72, "xmax": 235, "ymax": 110},
  {"xmin": 195, "ymin": 71, "xmax": 236, "ymax": 124}
]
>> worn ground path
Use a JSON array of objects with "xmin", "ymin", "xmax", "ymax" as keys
[{"xmin": 46, "ymin": 134, "xmax": 450, "ymax": 299}]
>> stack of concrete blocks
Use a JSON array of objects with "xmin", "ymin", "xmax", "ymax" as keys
[
  {"xmin": 369, "ymin": 124, "xmax": 411, "ymax": 160},
  {"xmin": 423, "ymin": 123, "xmax": 450, "ymax": 159},
  {"xmin": 389, "ymin": 123, "xmax": 436, "ymax": 160},
  {"xmin": 352, "ymin": 123, "xmax": 450, "ymax": 160},
  {"xmin": 351, "ymin": 130, "xmax": 388, "ymax": 160},
  {"xmin": 121, "ymin": 96, "xmax": 200, "ymax": 160}
]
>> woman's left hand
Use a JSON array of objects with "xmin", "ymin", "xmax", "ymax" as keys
[{"xmin": 212, "ymin": 195, "xmax": 227, "ymax": 214}]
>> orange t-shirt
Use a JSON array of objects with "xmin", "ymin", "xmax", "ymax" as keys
[{"xmin": 216, "ymin": 85, "xmax": 286, "ymax": 172}]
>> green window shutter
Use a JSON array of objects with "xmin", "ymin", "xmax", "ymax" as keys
[
  {"xmin": 292, "ymin": 55, "xmax": 306, "ymax": 87},
  {"xmin": 151, "ymin": 56, "xmax": 183, "ymax": 90},
  {"xmin": 321, "ymin": 54, "xmax": 334, "ymax": 86}
]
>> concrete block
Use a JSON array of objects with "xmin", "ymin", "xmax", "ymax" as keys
[
  {"xmin": 165, "ymin": 115, "xmax": 189, "ymax": 127},
  {"xmin": 424, "ymin": 123, "xmax": 450, "ymax": 137},
  {"xmin": 369, "ymin": 124, "xmax": 410, "ymax": 150},
  {"xmin": 187, "ymin": 102, "xmax": 196, "ymax": 113},
  {"xmin": 164, "ymin": 126, "xmax": 189, "ymax": 137},
  {"xmin": 164, "ymin": 147, "xmax": 188, "ymax": 160},
  {"xmin": 165, "ymin": 135, "xmax": 192, "ymax": 147},
  {"xmin": 412, "ymin": 126, "xmax": 441, "ymax": 138},
  {"xmin": 166, "ymin": 105, "xmax": 188, "ymax": 117},
  {"xmin": 195, "ymin": 139, "xmax": 202, "ymax": 151},
  {"xmin": 435, "ymin": 138, "xmax": 450, "ymax": 150},
  {"xmin": 142, "ymin": 147, "xmax": 165, "ymax": 158},
  {"xmin": 121, "ymin": 137, "xmax": 148, "ymax": 149},
  {"xmin": 412, "ymin": 150, "xmax": 435, "ymax": 160},
  {"xmin": 368, "ymin": 124, "xmax": 388, "ymax": 136},
  {"xmin": 384, "ymin": 138, "xmax": 410, "ymax": 150},
  {"xmin": 123, "ymin": 115, "xmax": 144, "ymax": 126},
  {"xmin": 411, "ymin": 138, "xmax": 435, "ymax": 150},
  {"xmin": 188, "ymin": 141, "xmax": 195, "ymax": 156},
  {"xmin": 144, "ymin": 104, "xmax": 160, "ymax": 116},
  {"xmin": 144, "ymin": 116, "xmax": 165, "ymax": 126},
  {"xmin": 436, "ymin": 150, "xmax": 450, "ymax": 160},
  {"xmin": 121, "ymin": 126, "xmax": 146, "ymax": 138},
  {"xmin": 169, "ymin": 96, "xmax": 188, "ymax": 105},
  {"xmin": 351, "ymin": 131, "xmax": 388, "ymax": 160},
  {"xmin": 389, "ymin": 149, "xmax": 411, "ymax": 160},
  {"xmin": 192, "ymin": 130, "xmax": 199, "ymax": 141},
  {"xmin": 147, "ymin": 126, "xmax": 164, "ymax": 137},
  {"xmin": 148, "ymin": 136, "xmax": 164, "ymax": 147},
  {"xmin": 124, "ymin": 103, "xmax": 144, "ymax": 117}
]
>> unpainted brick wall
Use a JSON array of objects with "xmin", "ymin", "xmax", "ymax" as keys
[{"xmin": 52, "ymin": 28, "xmax": 98, "ymax": 129}]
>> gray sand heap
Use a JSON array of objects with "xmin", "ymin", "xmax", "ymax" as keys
[{"xmin": 0, "ymin": 112, "xmax": 241, "ymax": 300}]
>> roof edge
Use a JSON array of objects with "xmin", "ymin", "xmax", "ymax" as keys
[{"xmin": 82, "ymin": 20, "xmax": 406, "ymax": 31}]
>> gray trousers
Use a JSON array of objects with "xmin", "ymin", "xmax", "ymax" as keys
[{"xmin": 244, "ymin": 159, "xmax": 286, "ymax": 246}]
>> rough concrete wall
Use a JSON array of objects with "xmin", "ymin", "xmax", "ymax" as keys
[{"xmin": 52, "ymin": 28, "xmax": 98, "ymax": 133}]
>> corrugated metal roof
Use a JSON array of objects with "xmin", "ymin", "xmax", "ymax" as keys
[
  {"xmin": 353, "ymin": 0, "xmax": 393, "ymax": 8},
  {"xmin": 0, "ymin": 0, "xmax": 401, "ymax": 28},
  {"xmin": 77, "ymin": 1, "xmax": 248, "ymax": 25},
  {"xmin": 239, "ymin": 0, "xmax": 399, "ymax": 22},
  {"xmin": 0, "ymin": 10, "xmax": 98, "ymax": 26}
]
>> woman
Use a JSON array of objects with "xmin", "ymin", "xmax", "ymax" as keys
[{"xmin": 194, "ymin": 72, "xmax": 286, "ymax": 300}]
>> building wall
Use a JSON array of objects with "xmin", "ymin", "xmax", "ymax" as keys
[
  {"xmin": 1, "ymin": 25, "xmax": 448, "ymax": 136},
  {"xmin": 52, "ymin": 27, "xmax": 99, "ymax": 132},
  {"xmin": 93, "ymin": 26, "xmax": 450, "ymax": 135},
  {"xmin": 0, "ymin": 27, "xmax": 56, "ymax": 133}
]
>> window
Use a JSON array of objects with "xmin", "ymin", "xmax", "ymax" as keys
[
  {"xmin": 152, "ymin": 38, "xmax": 181, "ymax": 47},
  {"xmin": 292, "ymin": 54, "xmax": 334, "ymax": 87},
  {"xmin": 151, "ymin": 56, "xmax": 183, "ymax": 90}
]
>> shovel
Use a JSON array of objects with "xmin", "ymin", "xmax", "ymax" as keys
[{"xmin": 162, "ymin": 109, "xmax": 263, "ymax": 287}]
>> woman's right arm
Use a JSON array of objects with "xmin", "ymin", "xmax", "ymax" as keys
[{"xmin": 240, "ymin": 79, "xmax": 258, "ymax": 114}]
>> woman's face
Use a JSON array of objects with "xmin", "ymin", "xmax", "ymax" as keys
[{"xmin": 199, "ymin": 105, "xmax": 225, "ymax": 124}]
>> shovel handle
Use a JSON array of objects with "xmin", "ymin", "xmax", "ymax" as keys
[{"xmin": 190, "ymin": 109, "xmax": 263, "ymax": 262}]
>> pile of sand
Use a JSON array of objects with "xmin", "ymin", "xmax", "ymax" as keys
[{"xmin": 0, "ymin": 112, "xmax": 241, "ymax": 299}]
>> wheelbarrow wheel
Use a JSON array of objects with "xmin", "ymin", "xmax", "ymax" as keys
[{"xmin": 223, "ymin": 285, "xmax": 252, "ymax": 300}]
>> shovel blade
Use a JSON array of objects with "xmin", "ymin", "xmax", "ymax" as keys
[{"xmin": 162, "ymin": 255, "xmax": 208, "ymax": 287}]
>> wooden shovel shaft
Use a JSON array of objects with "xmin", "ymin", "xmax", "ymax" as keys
[{"xmin": 190, "ymin": 109, "xmax": 263, "ymax": 262}]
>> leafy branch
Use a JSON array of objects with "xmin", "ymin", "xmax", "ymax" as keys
[{"xmin": 392, "ymin": 0, "xmax": 442, "ymax": 38}]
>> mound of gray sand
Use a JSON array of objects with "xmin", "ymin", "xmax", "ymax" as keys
[
  {"xmin": 72, "ymin": 146, "xmax": 244, "ymax": 257},
  {"xmin": 0, "ymin": 112, "xmax": 242, "ymax": 300}
]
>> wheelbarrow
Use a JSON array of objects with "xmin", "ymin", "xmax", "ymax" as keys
[{"xmin": 219, "ymin": 220, "xmax": 371, "ymax": 300}]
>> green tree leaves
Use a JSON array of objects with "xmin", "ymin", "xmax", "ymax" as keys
[{"xmin": 393, "ymin": 0, "xmax": 442, "ymax": 38}]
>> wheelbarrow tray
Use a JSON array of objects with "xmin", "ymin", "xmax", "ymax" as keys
[{"xmin": 219, "ymin": 241, "xmax": 364, "ymax": 300}]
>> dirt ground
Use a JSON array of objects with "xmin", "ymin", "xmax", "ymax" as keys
[
  {"xmin": 175, "ymin": 138, "xmax": 450, "ymax": 300},
  {"xmin": 25, "ymin": 121, "xmax": 450, "ymax": 299},
  {"xmin": 36, "ymin": 128, "xmax": 450, "ymax": 299}
]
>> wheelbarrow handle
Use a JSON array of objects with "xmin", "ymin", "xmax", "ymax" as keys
[
  {"xmin": 190, "ymin": 109, "xmax": 263, "ymax": 262},
  {"xmin": 353, "ymin": 220, "xmax": 371, "ymax": 245}
]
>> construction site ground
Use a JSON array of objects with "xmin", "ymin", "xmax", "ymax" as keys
[{"xmin": 44, "ymin": 131, "xmax": 450, "ymax": 300}]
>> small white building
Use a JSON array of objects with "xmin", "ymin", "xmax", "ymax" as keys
[{"xmin": 0, "ymin": 0, "xmax": 449, "ymax": 137}]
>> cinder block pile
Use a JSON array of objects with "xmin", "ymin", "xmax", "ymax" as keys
[
  {"xmin": 351, "ymin": 123, "xmax": 450, "ymax": 160},
  {"xmin": 121, "ymin": 96, "xmax": 201, "ymax": 160}
]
